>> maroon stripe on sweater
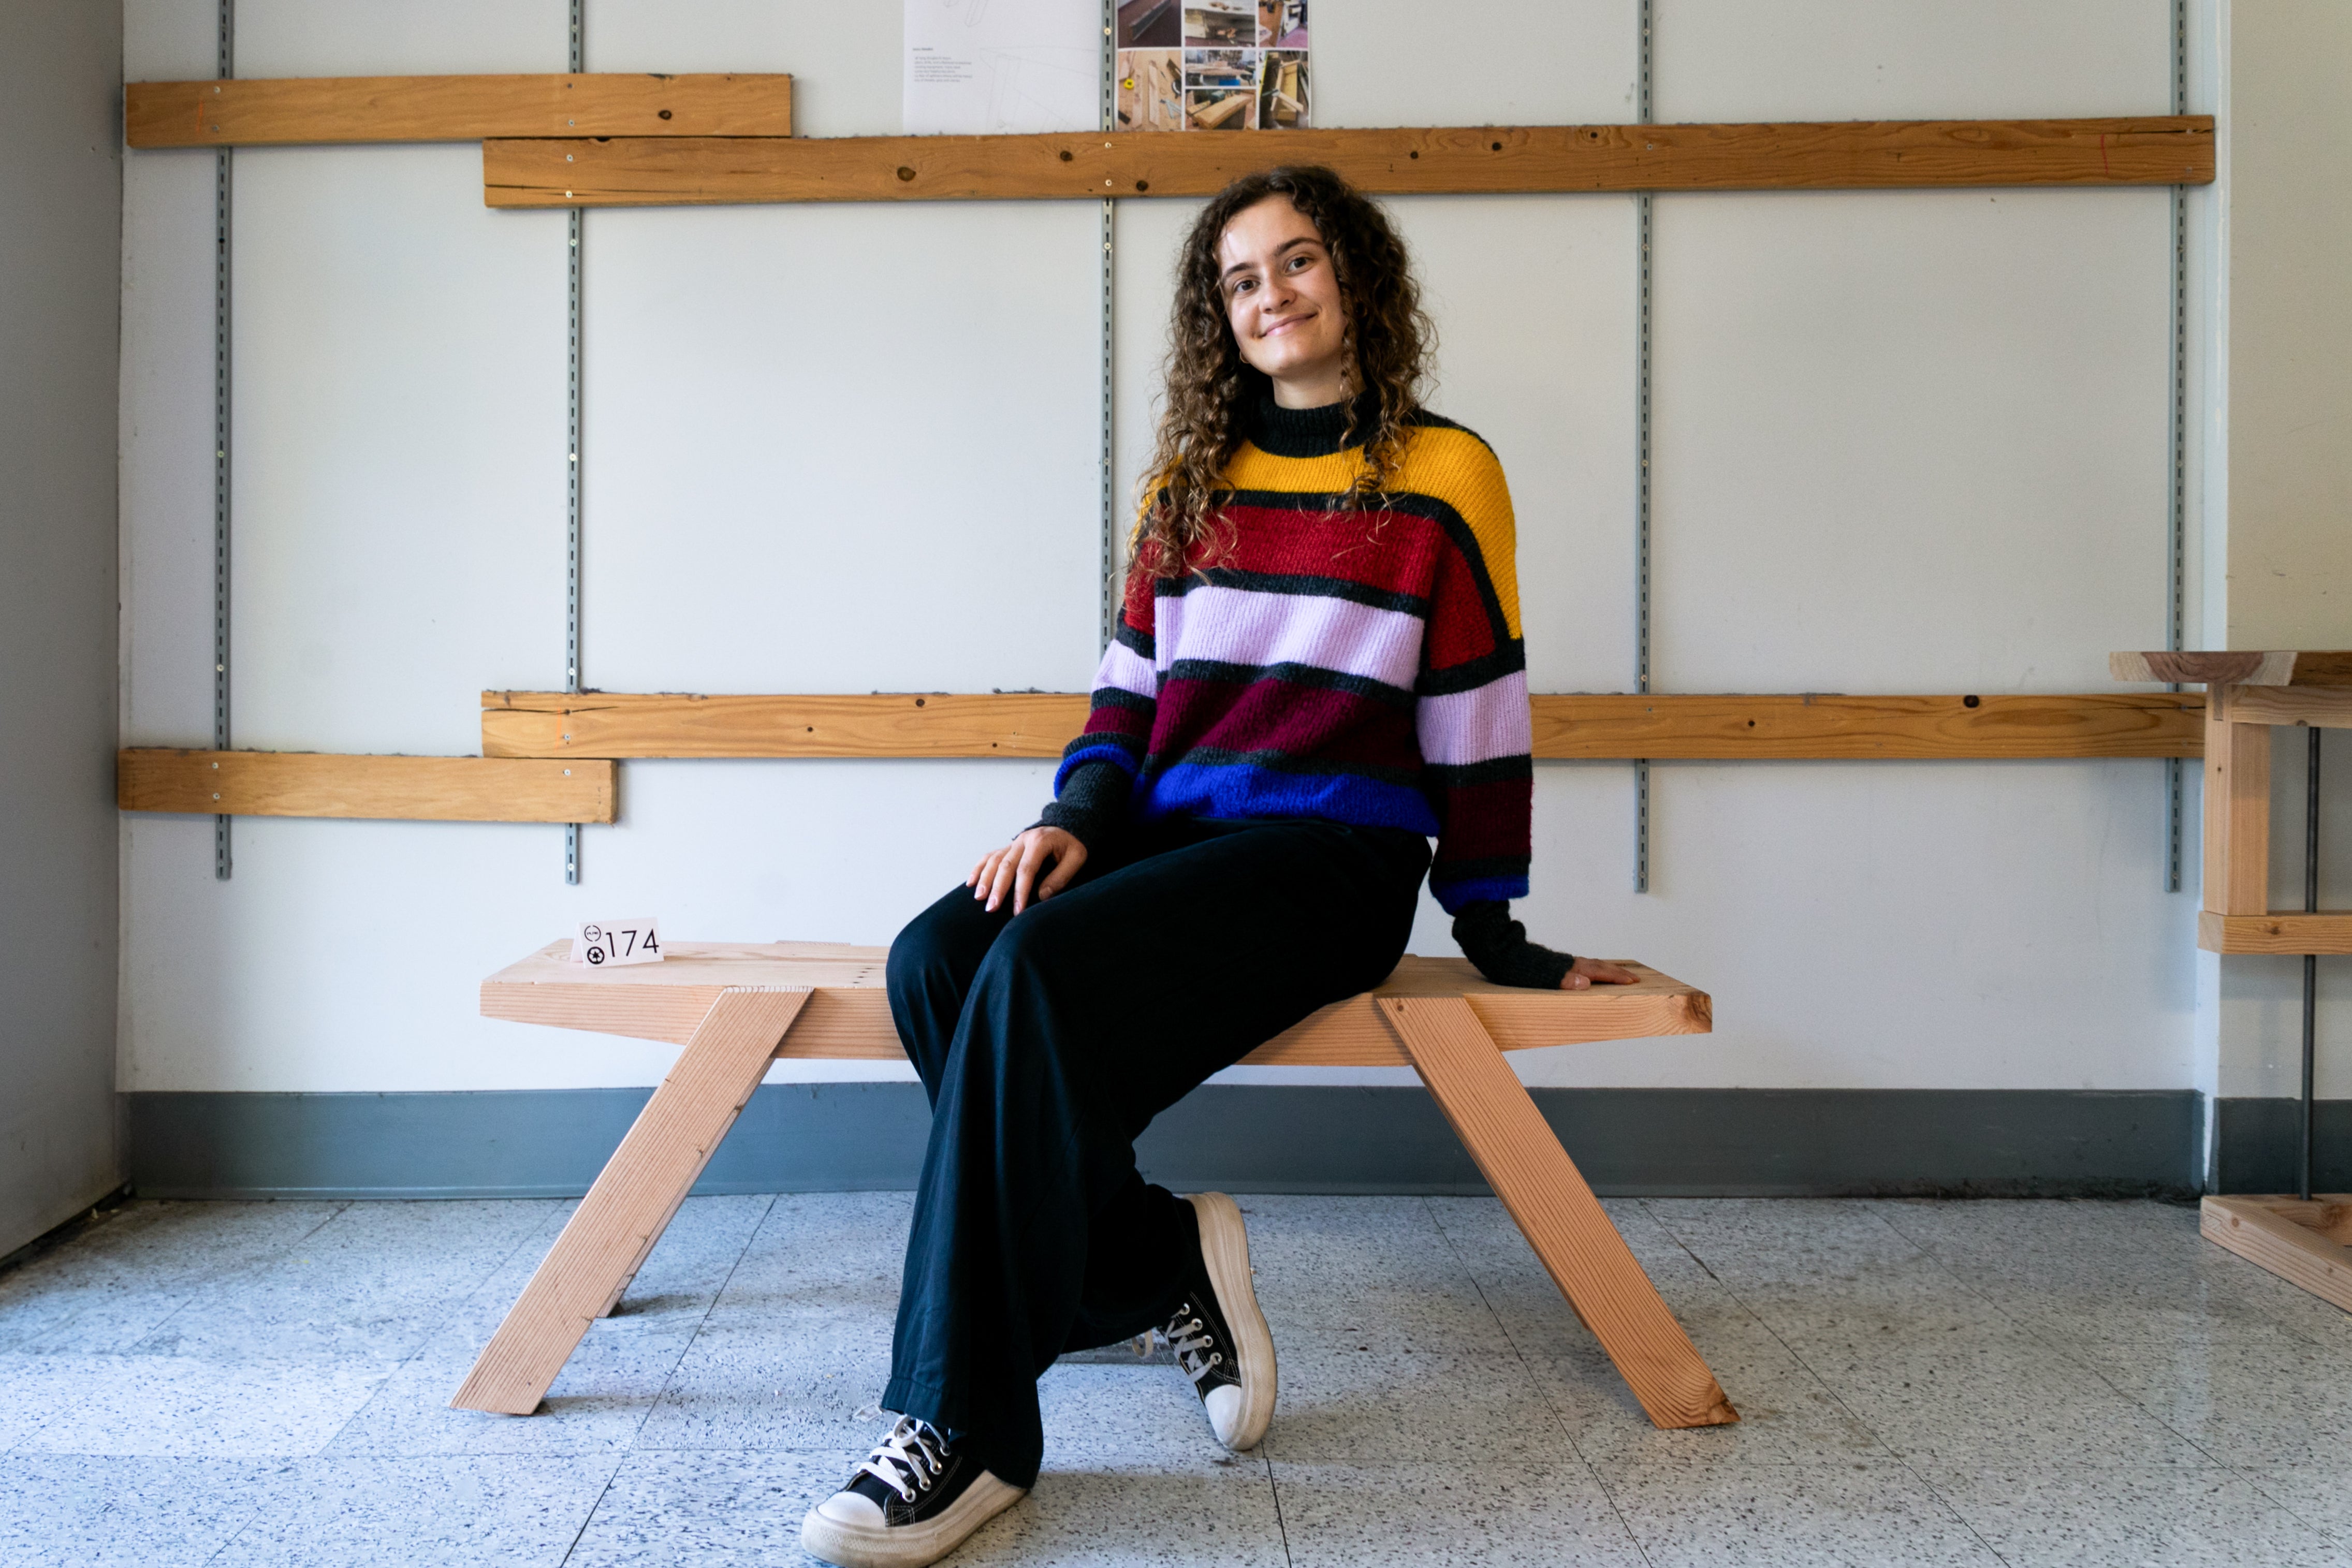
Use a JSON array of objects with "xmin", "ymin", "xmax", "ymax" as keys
[
  {"xmin": 1429, "ymin": 773, "xmax": 1535, "ymax": 864},
  {"xmin": 1155, "ymin": 675, "xmax": 1425, "ymax": 773}
]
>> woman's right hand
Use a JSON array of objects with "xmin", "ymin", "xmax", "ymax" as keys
[{"xmin": 969, "ymin": 827, "xmax": 1088, "ymax": 915}]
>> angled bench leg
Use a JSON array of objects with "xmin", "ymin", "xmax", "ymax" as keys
[
  {"xmin": 1381, "ymin": 996, "xmax": 1737, "ymax": 1430},
  {"xmin": 451, "ymin": 987, "xmax": 810, "ymax": 1415}
]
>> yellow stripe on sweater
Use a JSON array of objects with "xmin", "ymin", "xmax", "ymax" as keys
[{"xmin": 1219, "ymin": 424, "xmax": 1523, "ymax": 639}]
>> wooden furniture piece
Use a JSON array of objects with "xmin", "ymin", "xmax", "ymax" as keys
[
  {"xmin": 452, "ymin": 941, "xmax": 1737, "ymax": 1431},
  {"xmin": 2110, "ymin": 652, "xmax": 2352, "ymax": 954},
  {"xmin": 115, "ymin": 749, "xmax": 615, "ymax": 824},
  {"xmin": 124, "ymin": 74, "xmax": 793, "ymax": 147},
  {"xmin": 2201, "ymin": 1195, "xmax": 2352, "ymax": 1314},
  {"xmin": 480, "ymin": 688, "xmax": 2203, "ymax": 763},
  {"xmin": 480, "ymin": 115, "xmax": 2212, "ymax": 208},
  {"xmin": 2115, "ymin": 650, "xmax": 2350, "ymax": 1311}
]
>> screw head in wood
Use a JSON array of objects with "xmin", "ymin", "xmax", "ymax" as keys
[
  {"xmin": 659, "ymin": 109, "xmax": 672, "ymax": 120},
  {"xmin": 897, "ymin": 166, "xmax": 915, "ymax": 181}
]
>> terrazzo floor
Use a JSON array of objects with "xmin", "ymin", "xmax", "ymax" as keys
[{"xmin": 0, "ymin": 1192, "xmax": 2347, "ymax": 1565}]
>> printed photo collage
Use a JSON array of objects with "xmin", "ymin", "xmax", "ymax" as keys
[{"xmin": 1115, "ymin": 0, "xmax": 1309, "ymax": 132}]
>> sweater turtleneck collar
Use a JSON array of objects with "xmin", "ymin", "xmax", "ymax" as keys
[{"xmin": 1244, "ymin": 382, "xmax": 1386, "ymax": 459}]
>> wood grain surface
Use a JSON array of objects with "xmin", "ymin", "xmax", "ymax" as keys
[
  {"xmin": 481, "ymin": 690, "xmax": 2203, "ymax": 761},
  {"xmin": 2201, "ymin": 707, "xmax": 2271, "ymax": 917},
  {"xmin": 126, "ymin": 73, "xmax": 793, "ymax": 148},
  {"xmin": 2112, "ymin": 650, "xmax": 2352, "ymax": 687},
  {"xmin": 479, "ymin": 942, "xmax": 1710, "ymax": 1062},
  {"xmin": 451, "ymin": 988, "xmax": 809, "ymax": 1414},
  {"xmin": 481, "ymin": 116, "xmax": 2213, "ymax": 208},
  {"xmin": 117, "ymin": 749, "xmax": 615, "ymax": 824},
  {"xmin": 2201, "ymin": 1196, "xmax": 2352, "ymax": 1313},
  {"xmin": 2197, "ymin": 911, "xmax": 2352, "ymax": 956},
  {"xmin": 1527, "ymin": 693, "xmax": 2202, "ymax": 759},
  {"xmin": 2210, "ymin": 682, "xmax": 2352, "ymax": 730},
  {"xmin": 1383, "ymin": 995, "xmax": 1737, "ymax": 1429}
]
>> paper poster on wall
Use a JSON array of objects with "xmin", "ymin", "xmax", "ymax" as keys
[
  {"xmin": 907, "ymin": 0, "xmax": 1100, "ymax": 135},
  {"xmin": 1117, "ymin": 0, "xmax": 1309, "ymax": 133}
]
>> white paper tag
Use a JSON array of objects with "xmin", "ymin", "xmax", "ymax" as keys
[{"xmin": 573, "ymin": 918, "xmax": 663, "ymax": 967}]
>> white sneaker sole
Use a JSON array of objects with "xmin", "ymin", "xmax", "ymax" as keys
[
  {"xmin": 799, "ymin": 1471, "xmax": 1026, "ymax": 1568},
  {"xmin": 1187, "ymin": 1191, "xmax": 1277, "ymax": 1452}
]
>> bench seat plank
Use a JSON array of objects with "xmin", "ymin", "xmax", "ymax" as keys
[{"xmin": 481, "ymin": 941, "xmax": 1712, "ymax": 1065}]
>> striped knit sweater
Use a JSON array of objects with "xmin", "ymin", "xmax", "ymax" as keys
[{"xmin": 1048, "ymin": 390, "xmax": 1536, "ymax": 916}]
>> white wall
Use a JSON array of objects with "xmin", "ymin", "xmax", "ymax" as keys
[
  {"xmin": 4, "ymin": 0, "xmax": 125, "ymax": 1252},
  {"xmin": 122, "ymin": 0, "xmax": 2217, "ymax": 1102}
]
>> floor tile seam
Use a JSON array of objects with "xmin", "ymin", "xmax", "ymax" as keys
[
  {"xmin": 114, "ymin": 1200, "xmax": 358, "ymax": 1359},
  {"xmin": 1636, "ymin": 1199, "xmax": 1907, "ymax": 1465},
  {"xmin": 2233, "ymin": 1463, "xmax": 2352, "ymax": 1548},
  {"xmin": 632, "ymin": 1194, "xmax": 782, "ymax": 1450},
  {"xmin": 1258, "ymin": 1447, "xmax": 1295, "ymax": 1567},
  {"xmin": 556, "ymin": 1451, "xmax": 631, "ymax": 1565}
]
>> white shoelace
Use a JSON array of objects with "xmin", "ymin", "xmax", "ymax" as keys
[
  {"xmin": 854, "ymin": 1416, "xmax": 950, "ymax": 1504},
  {"xmin": 1165, "ymin": 1301, "xmax": 1225, "ymax": 1387}
]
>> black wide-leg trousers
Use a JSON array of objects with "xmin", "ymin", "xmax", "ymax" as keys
[{"xmin": 879, "ymin": 815, "xmax": 1430, "ymax": 1487}]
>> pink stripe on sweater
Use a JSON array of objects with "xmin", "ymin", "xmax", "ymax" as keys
[
  {"xmin": 1088, "ymin": 641, "xmax": 1157, "ymax": 699},
  {"xmin": 1155, "ymin": 584, "xmax": 1424, "ymax": 690},
  {"xmin": 1415, "ymin": 670, "xmax": 1531, "ymax": 766}
]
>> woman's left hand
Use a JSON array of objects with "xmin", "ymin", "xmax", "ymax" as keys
[{"xmin": 1561, "ymin": 957, "xmax": 1639, "ymax": 990}]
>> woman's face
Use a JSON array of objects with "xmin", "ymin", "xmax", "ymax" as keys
[{"xmin": 1217, "ymin": 194, "xmax": 1348, "ymax": 402}]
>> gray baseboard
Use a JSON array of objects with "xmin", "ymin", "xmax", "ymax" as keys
[
  {"xmin": 2209, "ymin": 1097, "xmax": 2352, "ymax": 1194},
  {"xmin": 128, "ymin": 1085, "xmax": 2204, "ymax": 1200}
]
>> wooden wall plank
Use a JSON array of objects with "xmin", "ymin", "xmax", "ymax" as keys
[
  {"xmin": 117, "ymin": 749, "xmax": 616, "ymax": 824},
  {"xmin": 2198, "ymin": 912, "xmax": 2352, "ymax": 956},
  {"xmin": 480, "ymin": 690, "xmax": 1088, "ymax": 759},
  {"xmin": 126, "ymin": 74, "xmax": 793, "ymax": 149},
  {"xmin": 1527, "ymin": 693, "xmax": 2202, "ymax": 760},
  {"xmin": 481, "ymin": 690, "xmax": 2203, "ymax": 761},
  {"xmin": 480, "ymin": 116, "xmax": 2212, "ymax": 208}
]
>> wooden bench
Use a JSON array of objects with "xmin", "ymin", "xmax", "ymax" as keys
[{"xmin": 451, "ymin": 941, "xmax": 1740, "ymax": 1430}]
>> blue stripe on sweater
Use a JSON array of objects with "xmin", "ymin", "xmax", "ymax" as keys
[
  {"xmin": 1133, "ymin": 760, "xmax": 1442, "ymax": 839},
  {"xmin": 1424, "ymin": 872, "xmax": 1530, "ymax": 914},
  {"xmin": 1054, "ymin": 742, "xmax": 1142, "ymax": 795}
]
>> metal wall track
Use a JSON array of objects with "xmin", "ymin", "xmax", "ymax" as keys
[
  {"xmin": 1100, "ymin": 4, "xmax": 1117, "ymax": 648},
  {"xmin": 1633, "ymin": 0, "xmax": 1653, "ymax": 893},
  {"xmin": 565, "ymin": 0, "xmax": 583, "ymax": 884},
  {"xmin": 213, "ymin": 0, "xmax": 235, "ymax": 880},
  {"xmin": 2166, "ymin": 0, "xmax": 2187, "ymax": 892}
]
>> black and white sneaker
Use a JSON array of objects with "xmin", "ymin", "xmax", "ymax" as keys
[
  {"xmin": 800, "ymin": 1416, "xmax": 1025, "ymax": 1568},
  {"xmin": 1165, "ymin": 1191, "xmax": 1276, "ymax": 1452}
]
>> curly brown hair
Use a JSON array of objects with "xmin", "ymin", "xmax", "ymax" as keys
[{"xmin": 1134, "ymin": 165, "xmax": 1436, "ymax": 579}]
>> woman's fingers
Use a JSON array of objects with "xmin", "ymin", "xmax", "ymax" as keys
[
  {"xmin": 1034, "ymin": 839, "xmax": 1087, "ymax": 901},
  {"xmin": 984, "ymin": 845, "xmax": 1022, "ymax": 911},
  {"xmin": 1561, "ymin": 956, "xmax": 1641, "ymax": 989},
  {"xmin": 1010, "ymin": 837, "xmax": 1049, "ymax": 914}
]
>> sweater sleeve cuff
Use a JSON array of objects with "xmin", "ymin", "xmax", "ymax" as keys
[
  {"xmin": 1450, "ymin": 900, "xmax": 1575, "ymax": 990},
  {"xmin": 1034, "ymin": 760, "xmax": 1133, "ymax": 856}
]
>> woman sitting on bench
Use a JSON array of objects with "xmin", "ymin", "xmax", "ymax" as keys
[{"xmin": 802, "ymin": 164, "xmax": 1632, "ymax": 1568}]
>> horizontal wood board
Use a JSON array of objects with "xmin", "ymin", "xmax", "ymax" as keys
[
  {"xmin": 2210, "ymin": 682, "xmax": 2352, "ymax": 730},
  {"xmin": 126, "ymin": 74, "xmax": 793, "ymax": 148},
  {"xmin": 481, "ymin": 116, "xmax": 2213, "ymax": 208},
  {"xmin": 480, "ymin": 941, "xmax": 1710, "ymax": 1064},
  {"xmin": 2112, "ymin": 650, "xmax": 2352, "ymax": 687},
  {"xmin": 117, "ymin": 749, "xmax": 616, "ymax": 823},
  {"xmin": 2198, "ymin": 911, "xmax": 2352, "ymax": 956},
  {"xmin": 481, "ymin": 690, "xmax": 2204, "ymax": 760}
]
